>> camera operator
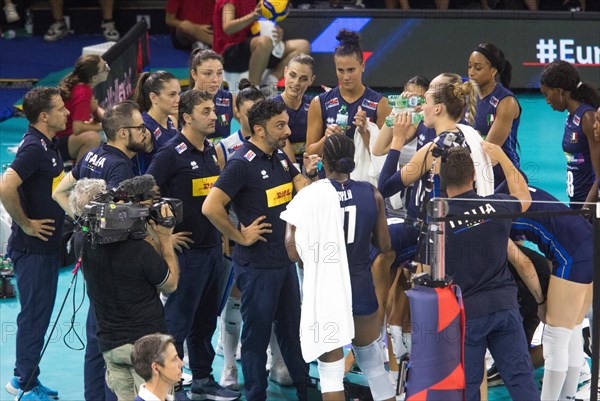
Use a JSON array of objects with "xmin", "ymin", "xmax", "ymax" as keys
[
  {"xmin": 146, "ymin": 90, "xmax": 240, "ymax": 400},
  {"xmin": 52, "ymin": 100, "xmax": 153, "ymax": 401},
  {"xmin": 72, "ymin": 178, "xmax": 180, "ymax": 401}
]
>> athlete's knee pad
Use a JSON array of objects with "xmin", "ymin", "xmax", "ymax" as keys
[
  {"xmin": 353, "ymin": 337, "xmax": 396, "ymax": 401},
  {"xmin": 222, "ymin": 296, "xmax": 241, "ymax": 331},
  {"xmin": 568, "ymin": 324, "xmax": 585, "ymax": 368},
  {"xmin": 542, "ymin": 325, "xmax": 573, "ymax": 372},
  {"xmin": 317, "ymin": 358, "xmax": 345, "ymax": 393}
]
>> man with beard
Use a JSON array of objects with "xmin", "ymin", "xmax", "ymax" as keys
[
  {"xmin": 51, "ymin": 100, "xmax": 153, "ymax": 401},
  {"xmin": 203, "ymin": 99, "xmax": 317, "ymax": 401}
]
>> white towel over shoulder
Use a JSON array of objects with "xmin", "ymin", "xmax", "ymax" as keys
[
  {"xmin": 280, "ymin": 180, "xmax": 355, "ymax": 362},
  {"xmin": 458, "ymin": 123, "xmax": 495, "ymax": 196}
]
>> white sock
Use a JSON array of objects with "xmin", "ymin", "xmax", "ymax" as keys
[{"xmin": 221, "ymin": 296, "xmax": 241, "ymax": 368}]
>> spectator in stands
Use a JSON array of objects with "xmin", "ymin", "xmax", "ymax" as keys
[
  {"xmin": 3, "ymin": 0, "xmax": 19, "ymax": 22},
  {"xmin": 131, "ymin": 334, "xmax": 183, "ymax": 401},
  {"xmin": 57, "ymin": 54, "xmax": 106, "ymax": 162},
  {"xmin": 165, "ymin": 0, "xmax": 215, "ymax": 50},
  {"xmin": 212, "ymin": 0, "xmax": 310, "ymax": 90},
  {"xmin": 44, "ymin": 0, "xmax": 119, "ymax": 42}
]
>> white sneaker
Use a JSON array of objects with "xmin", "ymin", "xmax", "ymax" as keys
[
  {"xmin": 3, "ymin": 3, "xmax": 19, "ymax": 23},
  {"xmin": 101, "ymin": 21, "xmax": 120, "ymax": 41},
  {"xmin": 44, "ymin": 20, "xmax": 72, "ymax": 42},
  {"xmin": 268, "ymin": 360, "xmax": 293, "ymax": 386},
  {"xmin": 219, "ymin": 365, "xmax": 239, "ymax": 390},
  {"xmin": 579, "ymin": 360, "xmax": 591, "ymax": 385}
]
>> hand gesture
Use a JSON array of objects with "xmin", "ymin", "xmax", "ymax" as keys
[
  {"xmin": 392, "ymin": 111, "xmax": 413, "ymax": 143},
  {"xmin": 172, "ymin": 231, "xmax": 194, "ymax": 253},
  {"xmin": 253, "ymin": 3, "xmax": 263, "ymax": 19},
  {"xmin": 240, "ymin": 215, "xmax": 272, "ymax": 246},
  {"xmin": 325, "ymin": 123, "xmax": 343, "ymax": 137},
  {"xmin": 354, "ymin": 106, "xmax": 367, "ymax": 134},
  {"xmin": 149, "ymin": 204, "xmax": 175, "ymax": 239},
  {"xmin": 24, "ymin": 219, "xmax": 55, "ymax": 241},
  {"xmin": 272, "ymin": 25, "xmax": 284, "ymax": 43}
]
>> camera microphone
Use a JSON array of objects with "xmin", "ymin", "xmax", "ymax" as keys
[{"xmin": 113, "ymin": 175, "xmax": 156, "ymax": 200}]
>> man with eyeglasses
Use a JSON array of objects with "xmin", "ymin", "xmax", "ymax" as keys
[{"xmin": 52, "ymin": 100, "xmax": 154, "ymax": 401}]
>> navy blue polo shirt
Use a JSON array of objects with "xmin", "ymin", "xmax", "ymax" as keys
[
  {"xmin": 213, "ymin": 140, "xmax": 300, "ymax": 267},
  {"xmin": 8, "ymin": 126, "xmax": 65, "ymax": 254},
  {"xmin": 147, "ymin": 132, "xmax": 221, "ymax": 248},
  {"xmin": 445, "ymin": 190, "xmax": 520, "ymax": 319},
  {"xmin": 73, "ymin": 143, "xmax": 134, "ymax": 188}
]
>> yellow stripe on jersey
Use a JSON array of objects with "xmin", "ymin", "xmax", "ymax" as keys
[
  {"xmin": 192, "ymin": 176, "xmax": 219, "ymax": 197},
  {"xmin": 266, "ymin": 182, "xmax": 293, "ymax": 208},
  {"xmin": 52, "ymin": 171, "xmax": 64, "ymax": 194}
]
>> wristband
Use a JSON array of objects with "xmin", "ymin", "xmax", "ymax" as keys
[{"xmin": 306, "ymin": 170, "xmax": 318, "ymax": 179}]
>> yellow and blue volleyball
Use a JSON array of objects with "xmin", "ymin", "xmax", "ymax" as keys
[{"xmin": 260, "ymin": 0, "xmax": 290, "ymax": 22}]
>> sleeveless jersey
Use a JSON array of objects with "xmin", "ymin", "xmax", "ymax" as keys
[
  {"xmin": 319, "ymin": 87, "xmax": 382, "ymax": 139},
  {"xmin": 562, "ymin": 103, "xmax": 596, "ymax": 207},
  {"xmin": 274, "ymin": 94, "xmax": 311, "ymax": 162},
  {"xmin": 218, "ymin": 129, "xmax": 246, "ymax": 163},
  {"xmin": 211, "ymin": 89, "xmax": 234, "ymax": 141},
  {"xmin": 474, "ymin": 83, "xmax": 521, "ymax": 168},
  {"xmin": 133, "ymin": 112, "xmax": 177, "ymax": 175},
  {"xmin": 329, "ymin": 179, "xmax": 378, "ymax": 273}
]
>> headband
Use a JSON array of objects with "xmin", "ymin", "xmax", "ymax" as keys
[{"xmin": 473, "ymin": 46, "xmax": 502, "ymax": 72}]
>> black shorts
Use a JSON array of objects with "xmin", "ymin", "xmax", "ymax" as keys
[
  {"xmin": 56, "ymin": 135, "xmax": 72, "ymax": 161},
  {"xmin": 223, "ymin": 38, "xmax": 281, "ymax": 73}
]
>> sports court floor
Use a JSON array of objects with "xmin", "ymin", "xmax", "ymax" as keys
[{"xmin": 0, "ymin": 33, "xmax": 591, "ymax": 401}]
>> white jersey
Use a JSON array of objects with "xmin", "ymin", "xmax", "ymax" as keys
[{"xmin": 218, "ymin": 130, "xmax": 246, "ymax": 163}]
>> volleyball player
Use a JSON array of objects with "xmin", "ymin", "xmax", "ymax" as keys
[{"xmin": 540, "ymin": 60, "xmax": 600, "ymax": 209}]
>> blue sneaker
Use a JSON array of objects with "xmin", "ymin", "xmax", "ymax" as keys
[
  {"xmin": 5, "ymin": 377, "xmax": 58, "ymax": 399},
  {"xmin": 14, "ymin": 386, "xmax": 53, "ymax": 401},
  {"xmin": 189, "ymin": 375, "xmax": 240, "ymax": 400}
]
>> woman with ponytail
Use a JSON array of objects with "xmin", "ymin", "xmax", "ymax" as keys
[
  {"xmin": 284, "ymin": 133, "xmax": 395, "ymax": 401},
  {"xmin": 306, "ymin": 29, "xmax": 391, "ymax": 158},
  {"xmin": 468, "ymin": 43, "xmax": 521, "ymax": 186},
  {"xmin": 540, "ymin": 60, "xmax": 600, "ymax": 209},
  {"xmin": 132, "ymin": 70, "xmax": 180, "ymax": 174},
  {"xmin": 56, "ymin": 55, "xmax": 108, "ymax": 161}
]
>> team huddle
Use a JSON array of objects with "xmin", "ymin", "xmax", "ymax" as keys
[{"xmin": 1, "ymin": 6, "xmax": 599, "ymax": 401}]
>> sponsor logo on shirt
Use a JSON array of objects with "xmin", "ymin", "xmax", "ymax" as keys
[
  {"xmin": 192, "ymin": 175, "xmax": 219, "ymax": 197},
  {"xmin": 190, "ymin": 161, "xmax": 198, "ymax": 170},
  {"xmin": 154, "ymin": 127, "xmax": 162, "ymax": 140},
  {"xmin": 216, "ymin": 97, "xmax": 230, "ymax": 107},
  {"xmin": 175, "ymin": 142, "xmax": 188, "ymax": 154},
  {"xmin": 40, "ymin": 138, "xmax": 47, "ymax": 151},
  {"xmin": 361, "ymin": 99, "xmax": 378, "ymax": 111},
  {"xmin": 228, "ymin": 143, "xmax": 243, "ymax": 154},
  {"xmin": 325, "ymin": 97, "xmax": 340, "ymax": 110},
  {"xmin": 266, "ymin": 182, "xmax": 293, "ymax": 207},
  {"xmin": 573, "ymin": 114, "xmax": 581, "ymax": 126},
  {"xmin": 52, "ymin": 170, "xmax": 65, "ymax": 194},
  {"xmin": 261, "ymin": 169, "xmax": 269, "ymax": 179},
  {"xmin": 489, "ymin": 96, "xmax": 499, "ymax": 108},
  {"xmin": 326, "ymin": 117, "xmax": 335, "ymax": 126},
  {"xmin": 52, "ymin": 158, "xmax": 57, "ymax": 167},
  {"xmin": 244, "ymin": 150, "xmax": 256, "ymax": 161},
  {"xmin": 565, "ymin": 152, "xmax": 585, "ymax": 165}
]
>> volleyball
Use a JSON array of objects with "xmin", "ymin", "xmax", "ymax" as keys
[
  {"xmin": 250, "ymin": 21, "xmax": 261, "ymax": 36},
  {"xmin": 260, "ymin": 0, "xmax": 289, "ymax": 22}
]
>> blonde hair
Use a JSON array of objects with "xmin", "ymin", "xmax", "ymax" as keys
[{"xmin": 431, "ymin": 79, "xmax": 476, "ymax": 126}]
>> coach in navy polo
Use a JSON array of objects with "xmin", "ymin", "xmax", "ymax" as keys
[
  {"xmin": 52, "ymin": 100, "xmax": 152, "ymax": 401},
  {"xmin": 0, "ymin": 87, "xmax": 67, "ymax": 399},
  {"xmin": 442, "ymin": 144, "xmax": 539, "ymax": 401},
  {"xmin": 203, "ymin": 100, "xmax": 316, "ymax": 401},
  {"xmin": 147, "ymin": 90, "xmax": 239, "ymax": 401}
]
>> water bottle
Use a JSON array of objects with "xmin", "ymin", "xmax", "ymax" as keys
[
  {"xmin": 2, "ymin": 30, "xmax": 16, "ymax": 39},
  {"xmin": 335, "ymin": 105, "xmax": 348, "ymax": 132},
  {"xmin": 24, "ymin": 10, "xmax": 34, "ymax": 36},
  {"xmin": 385, "ymin": 95, "xmax": 425, "ymax": 127}
]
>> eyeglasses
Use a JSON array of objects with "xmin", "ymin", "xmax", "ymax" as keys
[{"xmin": 120, "ymin": 124, "xmax": 147, "ymax": 132}]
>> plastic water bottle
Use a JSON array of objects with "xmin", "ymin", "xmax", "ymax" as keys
[
  {"xmin": 2, "ymin": 30, "xmax": 16, "ymax": 39},
  {"xmin": 24, "ymin": 10, "xmax": 34, "ymax": 36},
  {"xmin": 336, "ymin": 105, "xmax": 349, "ymax": 132},
  {"xmin": 385, "ymin": 95, "xmax": 425, "ymax": 127}
]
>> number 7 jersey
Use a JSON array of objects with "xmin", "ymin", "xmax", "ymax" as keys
[{"xmin": 329, "ymin": 179, "xmax": 378, "ymax": 272}]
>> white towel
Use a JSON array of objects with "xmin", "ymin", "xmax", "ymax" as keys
[
  {"xmin": 352, "ymin": 121, "xmax": 379, "ymax": 185},
  {"xmin": 280, "ymin": 180, "xmax": 355, "ymax": 362},
  {"xmin": 458, "ymin": 123, "xmax": 495, "ymax": 196}
]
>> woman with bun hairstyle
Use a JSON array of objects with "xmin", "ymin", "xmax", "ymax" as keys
[
  {"xmin": 285, "ymin": 133, "xmax": 395, "ymax": 401},
  {"xmin": 133, "ymin": 70, "xmax": 180, "ymax": 174},
  {"xmin": 190, "ymin": 48, "xmax": 234, "ymax": 142},
  {"xmin": 306, "ymin": 29, "xmax": 391, "ymax": 158},
  {"xmin": 273, "ymin": 53, "xmax": 315, "ymax": 167},
  {"xmin": 468, "ymin": 43, "xmax": 521, "ymax": 185},
  {"xmin": 57, "ymin": 54, "xmax": 108, "ymax": 162},
  {"xmin": 540, "ymin": 60, "xmax": 600, "ymax": 209}
]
